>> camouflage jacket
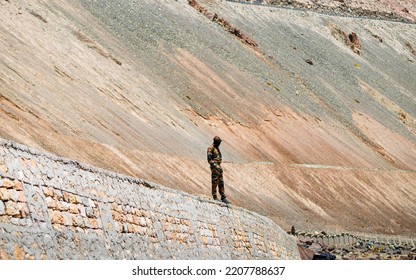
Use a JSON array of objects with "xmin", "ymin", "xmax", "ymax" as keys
[{"xmin": 207, "ymin": 144, "xmax": 222, "ymax": 165}]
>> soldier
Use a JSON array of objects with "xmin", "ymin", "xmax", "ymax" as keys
[{"xmin": 207, "ymin": 136, "xmax": 230, "ymax": 204}]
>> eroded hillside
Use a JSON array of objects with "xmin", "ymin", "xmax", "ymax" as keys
[{"xmin": 1, "ymin": 0, "xmax": 415, "ymax": 236}]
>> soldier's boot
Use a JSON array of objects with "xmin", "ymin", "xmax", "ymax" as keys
[
  {"xmin": 221, "ymin": 197, "xmax": 231, "ymax": 204},
  {"xmin": 213, "ymin": 195, "xmax": 220, "ymax": 201}
]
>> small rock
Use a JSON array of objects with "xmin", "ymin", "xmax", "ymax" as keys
[{"xmin": 305, "ymin": 59, "xmax": 314, "ymax": 65}]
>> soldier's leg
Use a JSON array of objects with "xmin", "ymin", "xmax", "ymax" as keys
[
  {"xmin": 216, "ymin": 167, "xmax": 230, "ymax": 204},
  {"xmin": 211, "ymin": 168, "xmax": 219, "ymax": 199},
  {"xmin": 218, "ymin": 167, "xmax": 226, "ymax": 199}
]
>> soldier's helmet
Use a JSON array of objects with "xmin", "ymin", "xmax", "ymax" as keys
[{"xmin": 213, "ymin": 136, "xmax": 222, "ymax": 145}]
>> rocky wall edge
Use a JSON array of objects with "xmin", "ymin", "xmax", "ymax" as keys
[{"xmin": 0, "ymin": 139, "xmax": 300, "ymax": 259}]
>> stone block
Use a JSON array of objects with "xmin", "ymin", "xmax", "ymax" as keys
[
  {"xmin": 97, "ymin": 219, "xmax": 102, "ymax": 229},
  {"xmin": 5, "ymin": 201, "xmax": 20, "ymax": 216},
  {"xmin": 69, "ymin": 204, "xmax": 79, "ymax": 214},
  {"xmin": 124, "ymin": 205, "xmax": 132, "ymax": 214},
  {"xmin": 87, "ymin": 198, "xmax": 95, "ymax": 208},
  {"xmin": 1, "ymin": 179, "xmax": 14, "ymax": 189},
  {"xmin": 0, "ymin": 250, "xmax": 10, "ymax": 260},
  {"xmin": 10, "ymin": 218, "xmax": 20, "ymax": 225},
  {"xmin": 17, "ymin": 191, "xmax": 26, "ymax": 203},
  {"xmin": 117, "ymin": 213, "xmax": 125, "ymax": 223},
  {"xmin": 45, "ymin": 197, "xmax": 57, "ymax": 209},
  {"xmin": 139, "ymin": 217, "xmax": 147, "ymax": 227},
  {"xmin": 26, "ymin": 218, "xmax": 33, "ymax": 227},
  {"xmin": 0, "ymin": 216, "xmax": 10, "ymax": 223},
  {"xmin": 111, "ymin": 210, "xmax": 121, "ymax": 222},
  {"xmin": 62, "ymin": 212, "xmax": 73, "ymax": 226},
  {"xmin": 113, "ymin": 222, "xmax": 121, "ymax": 233},
  {"xmin": 126, "ymin": 214, "xmax": 134, "ymax": 224},
  {"xmin": 52, "ymin": 223, "xmax": 63, "ymax": 231},
  {"xmin": 137, "ymin": 226, "xmax": 147, "ymax": 236},
  {"xmin": 117, "ymin": 204, "xmax": 123, "ymax": 213},
  {"xmin": 53, "ymin": 189, "xmax": 63, "ymax": 200},
  {"xmin": 93, "ymin": 207, "xmax": 100, "ymax": 217},
  {"xmin": 0, "ymin": 188, "xmax": 10, "ymax": 201},
  {"xmin": 13, "ymin": 180, "xmax": 23, "ymax": 191},
  {"xmin": 89, "ymin": 188, "xmax": 98, "ymax": 197},
  {"xmin": 57, "ymin": 201, "xmax": 70, "ymax": 211},
  {"xmin": 62, "ymin": 192, "xmax": 70, "ymax": 203},
  {"xmin": 165, "ymin": 231, "xmax": 173, "ymax": 240},
  {"xmin": 0, "ymin": 165, "xmax": 8, "ymax": 174},
  {"xmin": 16, "ymin": 171, "xmax": 24, "ymax": 181},
  {"xmin": 14, "ymin": 244, "xmax": 25, "ymax": 260},
  {"xmin": 8, "ymin": 189, "xmax": 19, "ymax": 202},
  {"xmin": 78, "ymin": 204, "xmax": 86, "ymax": 217},
  {"xmin": 132, "ymin": 215, "xmax": 140, "ymax": 225},
  {"xmin": 72, "ymin": 215, "xmax": 84, "ymax": 227},
  {"xmin": 51, "ymin": 210, "xmax": 63, "ymax": 224},
  {"xmin": 98, "ymin": 191, "xmax": 106, "ymax": 200},
  {"xmin": 127, "ymin": 224, "xmax": 136, "ymax": 233},
  {"xmin": 17, "ymin": 203, "xmax": 29, "ymax": 218},
  {"xmin": 0, "ymin": 200, "xmax": 5, "ymax": 215},
  {"xmin": 110, "ymin": 202, "xmax": 118, "ymax": 211},
  {"xmin": 79, "ymin": 217, "xmax": 88, "ymax": 228},
  {"xmin": 181, "ymin": 219, "xmax": 191, "ymax": 227},
  {"xmin": 41, "ymin": 186, "xmax": 54, "ymax": 197},
  {"xmin": 68, "ymin": 194, "xmax": 77, "ymax": 204},
  {"xmin": 85, "ymin": 207, "xmax": 95, "ymax": 218}
]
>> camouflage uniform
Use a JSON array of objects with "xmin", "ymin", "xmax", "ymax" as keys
[{"xmin": 207, "ymin": 138, "xmax": 226, "ymax": 200}]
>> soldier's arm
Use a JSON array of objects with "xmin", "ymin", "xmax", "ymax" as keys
[{"xmin": 207, "ymin": 147, "xmax": 214, "ymax": 164}]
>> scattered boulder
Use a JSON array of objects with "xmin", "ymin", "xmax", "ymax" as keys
[
  {"xmin": 305, "ymin": 59, "xmax": 314, "ymax": 65},
  {"xmin": 295, "ymin": 231, "xmax": 416, "ymax": 260},
  {"xmin": 372, "ymin": 34, "xmax": 383, "ymax": 42},
  {"xmin": 405, "ymin": 42, "xmax": 416, "ymax": 56},
  {"xmin": 328, "ymin": 23, "xmax": 362, "ymax": 55}
]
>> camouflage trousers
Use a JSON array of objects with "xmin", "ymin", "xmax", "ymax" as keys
[{"xmin": 210, "ymin": 164, "xmax": 225, "ymax": 199}]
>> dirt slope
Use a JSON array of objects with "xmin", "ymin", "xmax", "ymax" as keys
[{"xmin": 1, "ymin": 0, "xmax": 415, "ymax": 236}]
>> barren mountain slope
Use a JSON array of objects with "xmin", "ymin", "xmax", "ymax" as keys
[{"xmin": 1, "ymin": 0, "xmax": 415, "ymax": 236}]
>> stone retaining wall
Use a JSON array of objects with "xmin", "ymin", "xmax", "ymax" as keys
[{"xmin": 0, "ymin": 139, "xmax": 300, "ymax": 259}]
